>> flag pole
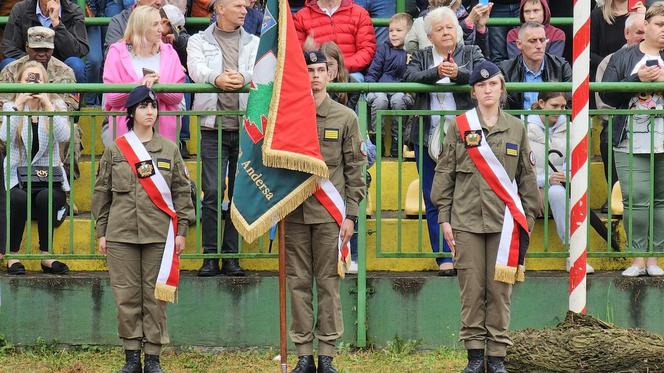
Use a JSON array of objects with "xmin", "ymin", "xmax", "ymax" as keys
[{"xmin": 278, "ymin": 220, "xmax": 288, "ymax": 373}]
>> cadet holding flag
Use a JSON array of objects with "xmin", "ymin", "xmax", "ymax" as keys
[
  {"xmin": 285, "ymin": 50, "xmax": 366, "ymax": 373},
  {"xmin": 431, "ymin": 61, "xmax": 539, "ymax": 373}
]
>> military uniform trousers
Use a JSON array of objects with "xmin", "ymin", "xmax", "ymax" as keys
[
  {"xmin": 285, "ymin": 221, "xmax": 343, "ymax": 357},
  {"xmin": 454, "ymin": 230, "xmax": 512, "ymax": 357},
  {"xmin": 107, "ymin": 241, "xmax": 169, "ymax": 355}
]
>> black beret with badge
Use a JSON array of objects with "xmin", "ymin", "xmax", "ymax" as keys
[
  {"xmin": 469, "ymin": 60, "xmax": 502, "ymax": 86},
  {"xmin": 304, "ymin": 50, "xmax": 327, "ymax": 65},
  {"xmin": 125, "ymin": 85, "xmax": 158, "ymax": 112}
]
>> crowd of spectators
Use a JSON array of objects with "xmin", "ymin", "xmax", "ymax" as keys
[{"xmin": 0, "ymin": 0, "xmax": 662, "ymax": 277}]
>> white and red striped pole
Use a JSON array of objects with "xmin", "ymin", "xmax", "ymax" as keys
[{"xmin": 569, "ymin": 0, "xmax": 590, "ymax": 314}]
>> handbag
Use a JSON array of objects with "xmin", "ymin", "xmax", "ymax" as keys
[{"xmin": 17, "ymin": 166, "xmax": 64, "ymax": 190}]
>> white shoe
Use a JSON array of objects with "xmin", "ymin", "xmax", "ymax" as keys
[
  {"xmin": 347, "ymin": 261, "xmax": 358, "ymax": 274},
  {"xmin": 646, "ymin": 265, "xmax": 664, "ymax": 276},
  {"xmin": 566, "ymin": 258, "xmax": 595, "ymax": 274},
  {"xmin": 622, "ymin": 265, "xmax": 646, "ymax": 277}
]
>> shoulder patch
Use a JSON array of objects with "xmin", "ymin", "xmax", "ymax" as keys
[{"xmin": 529, "ymin": 151, "xmax": 536, "ymax": 166}]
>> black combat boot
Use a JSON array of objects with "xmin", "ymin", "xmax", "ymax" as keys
[
  {"xmin": 197, "ymin": 259, "xmax": 220, "ymax": 277},
  {"xmin": 118, "ymin": 350, "xmax": 141, "ymax": 373},
  {"xmin": 487, "ymin": 356, "xmax": 508, "ymax": 373},
  {"xmin": 143, "ymin": 354, "xmax": 164, "ymax": 373},
  {"xmin": 462, "ymin": 349, "xmax": 485, "ymax": 373},
  {"xmin": 317, "ymin": 355, "xmax": 338, "ymax": 373},
  {"xmin": 221, "ymin": 258, "xmax": 246, "ymax": 276},
  {"xmin": 290, "ymin": 355, "xmax": 316, "ymax": 373}
]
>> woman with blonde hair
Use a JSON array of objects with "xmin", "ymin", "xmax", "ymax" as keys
[
  {"xmin": 0, "ymin": 61, "xmax": 71, "ymax": 275},
  {"xmin": 103, "ymin": 5, "xmax": 185, "ymax": 142}
]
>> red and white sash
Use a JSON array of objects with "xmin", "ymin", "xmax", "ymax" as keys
[
  {"xmin": 314, "ymin": 179, "xmax": 351, "ymax": 278},
  {"xmin": 456, "ymin": 109, "xmax": 529, "ymax": 284},
  {"xmin": 116, "ymin": 131, "xmax": 180, "ymax": 302}
]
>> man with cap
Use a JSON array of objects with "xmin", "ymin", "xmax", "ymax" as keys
[
  {"xmin": 286, "ymin": 50, "xmax": 366, "ymax": 373},
  {"xmin": 187, "ymin": 0, "xmax": 259, "ymax": 277},
  {"xmin": 93, "ymin": 85, "xmax": 193, "ymax": 373},
  {"xmin": 431, "ymin": 60, "xmax": 539, "ymax": 373},
  {"xmin": 0, "ymin": 26, "xmax": 83, "ymax": 184},
  {"xmin": 0, "ymin": 0, "xmax": 88, "ymax": 84}
]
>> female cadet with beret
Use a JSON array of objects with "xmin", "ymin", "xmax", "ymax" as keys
[
  {"xmin": 431, "ymin": 61, "xmax": 539, "ymax": 373},
  {"xmin": 92, "ymin": 85, "xmax": 193, "ymax": 373}
]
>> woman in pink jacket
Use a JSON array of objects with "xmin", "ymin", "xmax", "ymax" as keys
[{"xmin": 103, "ymin": 5, "xmax": 185, "ymax": 142}]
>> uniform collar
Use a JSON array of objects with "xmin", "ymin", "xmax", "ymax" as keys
[
  {"xmin": 143, "ymin": 134, "xmax": 163, "ymax": 152},
  {"xmin": 477, "ymin": 108, "xmax": 510, "ymax": 134},
  {"xmin": 316, "ymin": 95, "xmax": 333, "ymax": 117}
]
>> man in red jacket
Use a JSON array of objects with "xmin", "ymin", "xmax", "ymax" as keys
[{"xmin": 294, "ymin": 0, "xmax": 376, "ymax": 75}]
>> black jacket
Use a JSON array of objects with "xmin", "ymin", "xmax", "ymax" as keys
[
  {"xmin": 600, "ymin": 44, "xmax": 664, "ymax": 147},
  {"xmin": 498, "ymin": 53, "xmax": 572, "ymax": 110},
  {"xmin": 403, "ymin": 45, "xmax": 485, "ymax": 146},
  {"xmin": 1, "ymin": 0, "xmax": 89, "ymax": 61}
]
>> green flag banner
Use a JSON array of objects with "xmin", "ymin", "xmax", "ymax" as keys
[{"xmin": 230, "ymin": 0, "xmax": 327, "ymax": 243}]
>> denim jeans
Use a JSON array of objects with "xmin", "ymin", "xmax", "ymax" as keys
[
  {"xmin": 414, "ymin": 145, "xmax": 452, "ymax": 265},
  {"xmin": 0, "ymin": 57, "xmax": 15, "ymax": 71},
  {"xmin": 354, "ymin": 0, "xmax": 395, "ymax": 46},
  {"xmin": 85, "ymin": 25, "xmax": 103, "ymax": 105},
  {"xmin": 63, "ymin": 56, "xmax": 87, "ymax": 83},
  {"xmin": 488, "ymin": 2, "xmax": 520, "ymax": 63},
  {"xmin": 180, "ymin": 74, "xmax": 192, "ymax": 140},
  {"xmin": 200, "ymin": 130, "xmax": 239, "ymax": 255},
  {"xmin": 104, "ymin": 0, "xmax": 134, "ymax": 17}
]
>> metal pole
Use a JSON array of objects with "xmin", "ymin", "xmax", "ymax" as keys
[
  {"xmin": 356, "ymin": 98, "xmax": 368, "ymax": 348},
  {"xmin": 278, "ymin": 220, "xmax": 288, "ymax": 373},
  {"xmin": 396, "ymin": 0, "xmax": 405, "ymax": 13}
]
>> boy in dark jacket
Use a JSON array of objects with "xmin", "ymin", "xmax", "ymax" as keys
[{"xmin": 366, "ymin": 13, "xmax": 414, "ymax": 157}]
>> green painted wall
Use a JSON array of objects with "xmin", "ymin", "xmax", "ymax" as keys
[{"xmin": 1, "ymin": 272, "xmax": 662, "ymax": 348}]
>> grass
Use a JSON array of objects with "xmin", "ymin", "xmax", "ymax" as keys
[{"xmin": 0, "ymin": 341, "xmax": 466, "ymax": 373}]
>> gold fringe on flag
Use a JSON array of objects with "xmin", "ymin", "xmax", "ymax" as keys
[
  {"xmin": 494, "ymin": 264, "xmax": 518, "ymax": 285},
  {"xmin": 230, "ymin": 175, "xmax": 320, "ymax": 243},
  {"xmin": 516, "ymin": 264, "xmax": 526, "ymax": 282},
  {"xmin": 154, "ymin": 283, "xmax": 177, "ymax": 303}
]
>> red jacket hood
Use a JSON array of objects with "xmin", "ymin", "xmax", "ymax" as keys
[
  {"xmin": 519, "ymin": 0, "xmax": 552, "ymax": 25},
  {"xmin": 305, "ymin": 0, "xmax": 354, "ymax": 12}
]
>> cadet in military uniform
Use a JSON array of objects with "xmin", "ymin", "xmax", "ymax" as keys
[
  {"xmin": 92, "ymin": 86, "xmax": 193, "ymax": 373},
  {"xmin": 431, "ymin": 61, "xmax": 539, "ymax": 373},
  {"xmin": 287, "ymin": 51, "xmax": 366, "ymax": 373}
]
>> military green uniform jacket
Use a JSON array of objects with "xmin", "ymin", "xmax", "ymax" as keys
[
  {"xmin": 431, "ymin": 110, "xmax": 539, "ymax": 233},
  {"xmin": 92, "ymin": 133, "xmax": 193, "ymax": 243},
  {"xmin": 287, "ymin": 96, "xmax": 367, "ymax": 224}
]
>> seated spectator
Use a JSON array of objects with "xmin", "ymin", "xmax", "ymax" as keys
[
  {"xmin": 0, "ymin": 61, "xmax": 70, "ymax": 275},
  {"xmin": 166, "ymin": 0, "xmax": 186, "ymax": 14},
  {"xmin": 105, "ymin": 0, "xmax": 165, "ymax": 54},
  {"xmin": 601, "ymin": 2, "xmax": 664, "ymax": 277},
  {"xmin": 294, "ymin": 0, "xmax": 376, "ymax": 77},
  {"xmin": 591, "ymin": 0, "xmax": 630, "ymax": 88},
  {"xmin": 526, "ymin": 92, "xmax": 596, "ymax": 274},
  {"xmin": 320, "ymin": 41, "xmax": 360, "ymax": 110},
  {"xmin": 0, "ymin": 26, "xmax": 83, "ymax": 183},
  {"xmin": 243, "ymin": 0, "xmax": 263, "ymax": 36},
  {"xmin": 403, "ymin": 6, "xmax": 484, "ymax": 275},
  {"xmin": 366, "ymin": 13, "xmax": 415, "ymax": 157},
  {"xmin": 405, "ymin": 0, "xmax": 492, "ymax": 57},
  {"xmin": 85, "ymin": 0, "xmax": 106, "ymax": 106},
  {"xmin": 498, "ymin": 21, "xmax": 571, "ymax": 110},
  {"xmin": 354, "ymin": 0, "xmax": 395, "ymax": 46},
  {"xmin": 506, "ymin": 0, "xmax": 566, "ymax": 59},
  {"xmin": 0, "ymin": 0, "xmax": 88, "ymax": 85},
  {"xmin": 106, "ymin": 0, "xmax": 137, "ymax": 17},
  {"xmin": 103, "ymin": 5, "xmax": 185, "ymax": 142}
]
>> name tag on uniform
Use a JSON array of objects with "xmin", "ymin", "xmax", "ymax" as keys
[
  {"xmin": 157, "ymin": 158, "xmax": 171, "ymax": 170},
  {"xmin": 324, "ymin": 128, "xmax": 340, "ymax": 141},
  {"xmin": 506, "ymin": 143, "xmax": 519, "ymax": 156},
  {"xmin": 135, "ymin": 160, "xmax": 155, "ymax": 178}
]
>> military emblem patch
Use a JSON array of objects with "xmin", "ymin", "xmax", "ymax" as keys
[
  {"xmin": 480, "ymin": 69, "xmax": 489, "ymax": 78},
  {"xmin": 309, "ymin": 52, "xmax": 318, "ymax": 63},
  {"xmin": 464, "ymin": 130, "xmax": 482, "ymax": 148},
  {"xmin": 136, "ymin": 160, "xmax": 155, "ymax": 178},
  {"xmin": 529, "ymin": 151, "xmax": 536, "ymax": 166}
]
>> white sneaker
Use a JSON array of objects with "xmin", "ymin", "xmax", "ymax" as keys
[
  {"xmin": 646, "ymin": 265, "xmax": 664, "ymax": 276},
  {"xmin": 622, "ymin": 265, "xmax": 646, "ymax": 277},
  {"xmin": 566, "ymin": 258, "xmax": 595, "ymax": 274},
  {"xmin": 347, "ymin": 261, "xmax": 358, "ymax": 274}
]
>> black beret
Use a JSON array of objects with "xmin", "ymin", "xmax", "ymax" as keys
[
  {"xmin": 469, "ymin": 60, "xmax": 502, "ymax": 86},
  {"xmin": 304, "ymin": 50, "xmax": 327, "ymax": 65},
  {"xmin": 125, "ymin": 85, "xmax": 157, "ymax": 111}
]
